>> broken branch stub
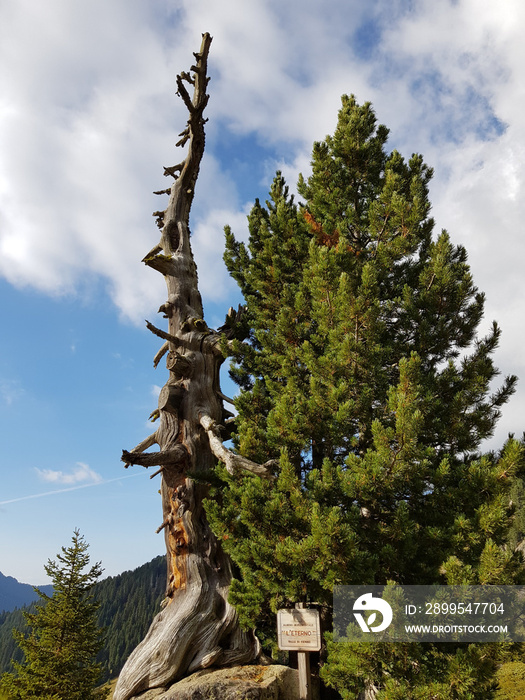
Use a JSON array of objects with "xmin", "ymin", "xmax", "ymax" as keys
[{"xmin": 199, "ymin": 414, "xmax": 276, "ymax": 479}]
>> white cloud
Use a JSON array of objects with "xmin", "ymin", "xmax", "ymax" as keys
[
  {"xmin": 0, "ymin": 1, "xmax": 371, "ymax": 323},
  {"xmin": 367, "ymin": 0, "xmax": 525, "ymax": 444},
  {"xmin": 1, "ymin": 0, "xmax": 521, "ymax": 317},
  {"xmin": 0, "ymin": 0, "xmax": 188, "ymax": 320},
  {"xmin": 192, "ymin": 206, "xmax": 247, "ymax": 301},
  {"xmin": 1, "ymin": 0, "xmax": 525, "ymax": 441},
  {"xmin": 35, "ymin": 462, "xmax": 103, "ymax": 485},
  {"xmin": 151, "ymin": 384, "xmax": 162, "ymax": 398}
]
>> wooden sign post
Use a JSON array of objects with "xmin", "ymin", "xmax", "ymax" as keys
[
  {"xmin": 298, "ymin": 646, "xmax": 311, "ymax": 700},
  {"xmin": 277, "ymin": 604, "xmax": 321, "ymax": 700}
]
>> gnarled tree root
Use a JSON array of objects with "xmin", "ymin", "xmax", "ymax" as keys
[{"xmin": 113, "ymin": 558, "xmax": 260, "ymax": 700}]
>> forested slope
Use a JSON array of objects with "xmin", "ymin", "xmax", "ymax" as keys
[{"xmin": 0, "ymin": 555, "xmax": 165, "ymax": 683}]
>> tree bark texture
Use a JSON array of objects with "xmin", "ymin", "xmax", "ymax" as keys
[{"xmin": 113, "ymin": 34, "xmax": 267, "ymax": 700}]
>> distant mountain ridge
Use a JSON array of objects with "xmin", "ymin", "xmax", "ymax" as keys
[{"xmin": 0, "ymin": 571, "xmax": 53, "ymax": 612}]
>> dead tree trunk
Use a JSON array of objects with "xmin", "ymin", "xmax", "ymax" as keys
[{"xmin": 113, "ymin": 34, "xmax": 274, "ymax": 700}]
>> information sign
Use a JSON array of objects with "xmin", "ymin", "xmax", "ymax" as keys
[{"xmin": 277, "ymin": 608, "xmax": 321, "ymax": 651}]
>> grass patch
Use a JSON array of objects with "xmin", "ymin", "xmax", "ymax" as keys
[{"xmin": 99, "ymin": 678, "xmax": 117, "ymax": 699}]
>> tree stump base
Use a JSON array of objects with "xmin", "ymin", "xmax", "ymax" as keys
[{"xmin": 126, "ymin": 665, "xmax": 300, "ymax": 700}]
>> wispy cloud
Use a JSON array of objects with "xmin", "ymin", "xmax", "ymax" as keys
[
  {"xmin": 1, "ymin": 0, "xmax": 524, "ymax": 450},
  {"xmin": 35, "ymin": 461, "xmax": 103, "ymax": 485},
  {"xmin": 0, "ymin": 472, "xmax": 144, "ymax": 507},
  {"xmin": 0, "ymin": 378, "xmax": 24, "ymax": 406}
]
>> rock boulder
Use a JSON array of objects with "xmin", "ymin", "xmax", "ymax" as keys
[{"xmin": 128, "ymin": 664, "xmax": 299, "ymax": 700}]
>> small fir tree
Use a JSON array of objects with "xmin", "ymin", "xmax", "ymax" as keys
[
  {"xmin": 1, "ymin": 529, "xmax": 107, "ymax": 700},
  {"xmin": 204, "ymin": 95, "xmax": 525, "ymax": 698}
]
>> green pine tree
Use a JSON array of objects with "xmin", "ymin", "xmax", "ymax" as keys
[
  {"xmin": 0, "ymin": 530, "xmax": 107, "ymax": 700},
  {"xmin": 205, "ymin": 95, "xmax": 525, "ymax": 698}
]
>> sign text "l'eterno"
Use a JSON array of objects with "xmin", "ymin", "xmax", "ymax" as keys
[{"xmin": 277, "ymin": 609, "xmax": 321, "ymax": 651}]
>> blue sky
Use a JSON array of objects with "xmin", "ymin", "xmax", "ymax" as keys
[{"xmin": 2, "ymin": 0, "xmax": 525, "ymax": 584}]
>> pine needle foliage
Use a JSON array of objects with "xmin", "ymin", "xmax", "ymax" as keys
[
  {"xmin": 0, "ymin": 530, "xmax": 107, "ymax": 700},
  {"xmin": 204, "ymin": 95, "xmax": 525, "ymax": 698}
]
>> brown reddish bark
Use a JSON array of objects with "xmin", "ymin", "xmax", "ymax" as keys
[{"xmin": 113, "ymin": 34, "xmax": 272, "ymax": 700}]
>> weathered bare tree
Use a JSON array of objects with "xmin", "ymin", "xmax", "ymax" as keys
[{"xmin": 113, "ymin": 34, "xmax": 275, "ymax": 700}]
